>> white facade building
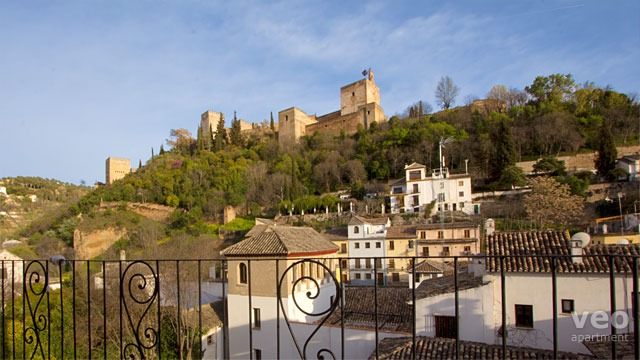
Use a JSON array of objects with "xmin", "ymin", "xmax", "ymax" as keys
[
  {"xmin": 388, "ymin": 163, "xmax": 477, "ymax": 215},
  {"xmin": 617, "ymin": 154, "xmax": 640, "ymax": 181},
  {"xmin": 415, "ymin": 230, "xmax": 639, "ymax": 355},
  {"xmin": 347, "ymin": 215, "xmax": 390, "ymax": 286}
]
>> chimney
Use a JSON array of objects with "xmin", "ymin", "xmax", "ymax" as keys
[{"xmin": 570, "ymin": 232, "xmax": 591, "ymax": 265}]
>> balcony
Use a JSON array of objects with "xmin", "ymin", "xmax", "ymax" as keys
[{"xmin": 0, "ymin": 254, "xmax": 638, "ymax": 359}]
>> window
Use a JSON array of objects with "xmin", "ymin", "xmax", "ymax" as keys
[
  {"xmin": 422, "ymin": 247, "xmax": 429, "ymax": 256},
  {"xmin": 389, "ymin": 240, "xmax": 395, "ymax": 250},
  {"xmin": 561, "ymin": 299, "xmax": 574, "ymax": 314},
  {"xmin": 253, "ymin": 308, "xmax": 261, "ymax": 329},
  {"xmin": 458, "ymin": 180, "xmax": 464, "ymax": 186},
  {"xmin": 412, "ymin": 184, "xmax": 419, "ymax": 193},
  {"xmin": 515, "ymin": 304, "xmax": 534, "ymax": 328},
  {"xmin": 365, "ymin": 273, "xmax": 372, "ymax": 280},
  {"xmin": 459, "ymin": 191, "xmax": 464, "ymax": 197},
  {"xmin": 392, "ymin": 273, "xmax": 400, "ymax": 282},
  {"xmin": 408, "ymin": 240, "xmax": 414, "ymax": 249},
  {"xmin": 207, "ymin": 335, "xmax": 213, "ymax": 345},
  {"xmin": 355, "ymin": 242, "xmax": 360, "ymax": 249},
  {"xmin": 341, "ymin": 259, "xmax": 347, "ymax": 269},
  {"xmin": 365, "ymin": 242, "xmax": 370, "ymax": 249},
  {"xmin": 355, "ymin": 259, "xmax": 361, "ymax": 268},
  {"xmin": 420, "ymin": 231, "xmax": 426, "ymax": 239},
  {"xmin": 464, "ymin": 230, "xmax": 470, "ymax": 238},
  {"xmin": 375, "ymin": 258, "xmax": 382, "ymax": 268},
  {"xmin": 354, "ymin": 226, "xmax": 359, "ymax": 234},
  {"xmin": 389, "ymin": 259, "xmax": 395, "ymax": 268},
  {"xmin": 355, "ymin": 273, "xmax": 361, "ymax": 279},
  {"xmin": 409, "ymin": 170, "xmax": 421, "ymax": 180},
  {"xmin": 365, "ymin": 258, "xmax": 371, "ymax": 269},
  {"xmin": 412, "ymin": 195, "xmax": 420, "ymax": 206},
  {"xmin": 254, "ymin": 349, "xmax": 262, "ymax": 360},
  {"xmin": 443, "ymin": 246, "xmax": 450, "ymax": 256},
  {"xmin": 376, "ymin": 242, "xmax": 381, "ymax": 248},
  {"xmin": 464, "ymin": 246, "xmax": 471, "ymax": 253},
  {"xmin": 239, "ymin": 263, "xmax": 247, "ymax": 284},
  {"xmin": 437, "ymin": 231, "xmax": 444, "ymax": 239},
  {"xmin": 341, "ymin": 243, "xmax": 347, "ymax": 253}
]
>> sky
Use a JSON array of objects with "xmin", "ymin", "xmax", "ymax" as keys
[{"xmin": 1, "ymin": 1, "xmax": 638, "ymax": 185}]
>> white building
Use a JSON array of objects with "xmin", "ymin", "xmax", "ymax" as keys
[
  {"xmin": 221, "ymin": 225, "xmax": 340, "ymax": 359},
  {"xmin": 0, "ymin": 250, "xmax": 23, "ymax": 295},
  {"xmin": 414, "ymin": 230, "xmax": 639, "ymax": 355},
  {"xmin": 617, "ymin": 154, "xmax": 640, "ymax": 181},
  {"xmin": 388, "ymin": 162, "xmax": 477, "ymax": 215},
  {"xmin": 347, "ymin": 215, "xmax": 390, "ymax": 286}
]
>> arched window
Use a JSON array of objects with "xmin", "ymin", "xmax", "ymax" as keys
[
  {"xmin": 354, "ymin": 226, "xmax": 360, "ymax": 234},
  {"xmin": 239, "ymin": 263, "xmax": 247, "ymax": 284}
]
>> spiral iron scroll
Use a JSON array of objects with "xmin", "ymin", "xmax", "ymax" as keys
[
  {"xmin": 278, "ymin": 259, "xmax": 341, "ymax": 359},
  {"xmin": 121, "ymin": 261, "xmax": 159, "ymax": 360},
  {"xmin": 23, "ymin": 261, "xmax": 48, "ymax": 360}
]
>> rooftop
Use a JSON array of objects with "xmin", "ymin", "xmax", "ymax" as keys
[
  {"xmin": 414, "ymin": 273, "xmax": 488, "ymax": 300},
  {"xmin": 326, "ymin": 286, "xmax": 413, "ymax": 332},
  {"xmin": 370, "ymin": 336, "xmax": 592, "ymax": 359},
  {"xmin": 486, "ymin": 230, "xmax": 640, "ymax": 273},
  {"xmin": 221, "ymin": 226, "xmax": 339, "ymax": 257}
]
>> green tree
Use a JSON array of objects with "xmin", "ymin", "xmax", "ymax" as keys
[
  {"xmin": 499, "ymin": 165, "xmax": 526, "ymax": 188},
  {"xmin": 229, "ymin": 111, "xmax": 245, "ymax": 147},
  {"xmin": 525, "ymin": 73, "xmax": 576, "ymax": 105},
  {"xmin": 435, "ymin": 76, "xmax": 459, "ymax": 110},
  {"xmin": 488, "ymin": 114, "xmax": 517, "ymax": 181},
  {"xmin": 594, "ymin": 119, "xmax": 617, "ymax": 181},
  {"xmin": 532, "ymin": 157, "xmax": 566, "ymax": 176},
  {"xmin": 214, "ymin": 114, "xmax": 228, "ymax": 151}
]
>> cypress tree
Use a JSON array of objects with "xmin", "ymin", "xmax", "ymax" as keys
[
  {"xmin": 489, "ymin": 116, "xmax": 517, "ymax": 181},
  {"xmin": 214, "ymin": 114, "xmax": 227, "ymax": 151},
  {"xmin": 595, "ymin": 119, "xmax": 617, "ymax": 181}
]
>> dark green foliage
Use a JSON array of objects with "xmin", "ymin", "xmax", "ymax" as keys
[
  {"xmin": 595, "ymin": 120, "xmax": 617, "ymax": 180},
  {"xmin": 532, "ymin": 157, "xmax": 566, "ymax": 176},
  {"xmin": 488, "ymin": 114, "xmax": 517, "ymax": 181}
]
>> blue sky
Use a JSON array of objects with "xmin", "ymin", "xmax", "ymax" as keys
[{"xmin": 1, "ymin": 1, "xmax": 638, "ymax": 185}]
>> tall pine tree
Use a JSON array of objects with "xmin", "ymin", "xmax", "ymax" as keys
[
  {"xmin": 214, "ymin": 114, "xmax": 228, "ymax": 151},
  {"xmin": 229, "ymin": 111, "xmax": 245, "ymax": 147},
  {"xmin": 595, "ymin": 119, "xmax": 617, "ymax": 181},
  {"xmin": 489, "ymin": 114, "xmax": 517, "ymax": 181}
]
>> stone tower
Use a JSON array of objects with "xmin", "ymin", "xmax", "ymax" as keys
[
  {"xmin": 105, "ymin": 157, "xmax": 131, "ymax": 184},
  {"xmin": 200, "ymin": 110, "xmax": 222, "ymax": 141}
]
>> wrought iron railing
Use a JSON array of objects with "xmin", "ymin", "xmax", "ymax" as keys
[{"xmin": 0, "ymin": 255, "xmax": 638, "ymax": 359}]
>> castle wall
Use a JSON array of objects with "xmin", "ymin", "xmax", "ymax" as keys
[
  {"xmin": 201, "ymin": 110, "xmax": 222, "ymax": 139},
  {"xmin": 340, "ymin": 78, "xmax": 380, "ymax": 116},
  {"xmin": 278, "ymin": 107, "xmax": 317, "ymax": 147},
  {"xmin": 105, "ymin": 157, "xmax": 131, "ymax": 184}
]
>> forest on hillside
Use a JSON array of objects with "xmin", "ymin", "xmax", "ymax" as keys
[{"xmin": 70, "ymin": 74, "xmax": 638, "ymax": 226}]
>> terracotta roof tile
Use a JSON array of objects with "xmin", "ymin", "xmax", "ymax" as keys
[
  {"xmin": 326, "ymin": 286, "xmax": 413, "ymax": 332},
  {"xmin": 486, "ymin": 230, "xmax": 640, "ymax": 273},
  {"xmin": 414, "ymin": 273, "xmax": 488, "ymax": 300},
  {"xmin": 370, "ymin": 336, "xmax": 592, "ymax": 359},
  {"xmin": 386, "ymin": 225, "xmax": 417, "ymax": 239},
  {"xmin": 221, "ymin": 226, "xmax": 339, "ymax": 257}
]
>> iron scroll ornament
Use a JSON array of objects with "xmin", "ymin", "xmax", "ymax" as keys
[
  {"xmin": 23, "ymin": 261, "xmax": 48, "ymax": 360},
  {"xmin": 120, "ymin": 261, "xmax": 159, "ymax": 360},
  {"xmin": 277, "ymin": 259, "xmax": 341, "ymax": 360}
]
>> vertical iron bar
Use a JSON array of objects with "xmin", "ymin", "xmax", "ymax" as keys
[
  {"xmin": 177, "ymin": 260, "xmax": 182, "ymax": 360},
  {"xmin": 22, "ymin": 261, "xmax": 25, "ymax": 360},
  {"xmin": 454, "ymin": 257, "xmax": 459, "ymax": 359},
  {"xmin": 609, "ymin": 254, "xmax": 617, "ymax": 358},
  {"xmin": 59, "ymin": 261, "xmax": 64, "ymax": 359},
  {"xmin": 339, "ymin": 256, "xmax": 344, "ymax": 360},
  {"xmin": 551, "ymin": 256, "xmax": 558, "ymax": 358},
  {"xmin": 87, "ymin": 261, "xmax": 91, "ymax": 360},
  {"xmin": 12, "ymin": 261, "xmax": 16, "ymax": 359},
  {"xmin": 72, "ymin": 261, "xmax": 77, "ymax": 359},
  {"xmin": 276, "ymin": 259, "xmax": 280, "ymax": 360},
  {"xmin": 411, "ymin": 255, "xmax": 416, "ymax": 360},
  {"xmin": 157, "ymin": 260, "xmax": 162, "ymax": 360},
  {"xmin": 46, "ymin": 261, "xmax": 51, "ymax": 360},
  {"xmin": 501, "ymin": 255, "xmax": 506, "ymax": 360},
  {"xmin": 119, "ymin": 260, "xmax": 123, "ymax": 360},
  {"xmin": 0, "ymin": 260, "xmax": 4, "ymax": 360},
  {"xmin": 374, "ymin": 257, "xmax": 379, "ymax": 360},
  {"xmin": 198, "ymin": 260, "xmax": 202, "ymax": 358},
  {"xmin": 248, "ymin": 259, "xmax": 253, "ymax": 360},
  {"xmin": 222, "ymin": 260, "xmax": 229, "ymax": 360},
  {"xmin": 633, "ymin": 256, "xmax": 639, "ymax": 360},
  {"xmin": 102, "ymin": 261, "xmax": 106, "ymax": 360}
]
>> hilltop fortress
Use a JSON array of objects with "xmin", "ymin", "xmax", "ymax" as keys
[{"xmin": 199, "ymin": 71, "xmax": 387, "ymax": 147}]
